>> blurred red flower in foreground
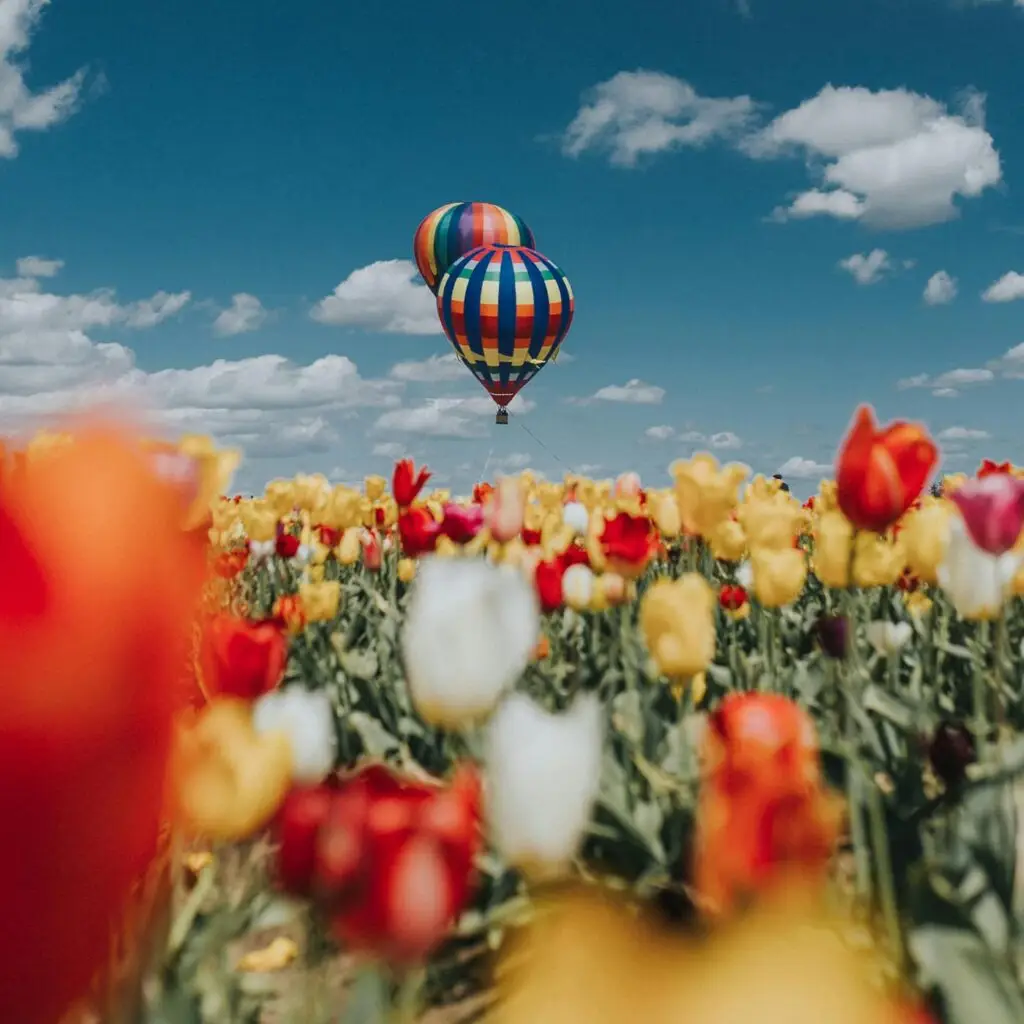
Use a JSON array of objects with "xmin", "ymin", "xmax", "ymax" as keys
[
  {"xmin": 0, "ymin": 422, "xmax": 208, "ymax": 1024},
  {"xmin": 199, "ymin": 614, "xmax": 288, "ymax": 700},
  {"xmin": 694, "ymin": 693, "xmax": 842, "ymax": 917},
  {"xmin": 276, "ymin": 762, "xmax": 482, "ymax": 963},
  {"xmin": 978, "ymin": 458, "xmax": 1012, "ymax": 478}
]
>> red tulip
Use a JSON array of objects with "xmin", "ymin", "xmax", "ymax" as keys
[
  {"xmin": 440, "ymin": 503, "xmax": 484, "ymax": 544},
  {"xmin": 275, "ymin": 763, "xmax": 482, "ymax": 963},
  {"xmin": 398, "ymin": 505, "xmax": 440, "ymax": 557},
  {"xmin": 836, "ymin": 405, "xmax": 937, "ymax": 532},
  {"xmin": 599, "ymin": 512, "xmax": 657, "ymax": 577},
  {"xmin": 392, "ymin": 458, "xmax": 431, "ymax": 508},
  {"xmin": 275, "ymin": 532, "xmax": 301, "ymax": 559},
  {"xmin": 948, "ymin": 473, "xmax": 1024, "ymax": 555},
  {"xmin": 0, "ymin": 422, "xmax": 208, "ymax": 1024},
  {"xmin": 362, "ymin": 529, "xmax": 383, "ymax": 571},
  {"xmin": 200, "ymin": 615, "xmax": 288, "ymax": 699},
  {"xmin": 978, "ymin": 458, "xmax": 1013, "ymax": 478},
  {"xmin": 534, "ymin": 558, "xmax": 565, "ymax": 612}
]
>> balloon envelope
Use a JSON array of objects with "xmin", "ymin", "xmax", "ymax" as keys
[
  {"xmin": 436, "ymin": 244, "xmax": 574, "ymax": 410},
  {"xmin": 414, "ymin": 202, "xmax": 535, "ymax": 294}
]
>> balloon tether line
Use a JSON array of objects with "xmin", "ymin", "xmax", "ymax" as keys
[{"xmin": 515, "ymin": 418, "xmax": 575, "ymax": 477}]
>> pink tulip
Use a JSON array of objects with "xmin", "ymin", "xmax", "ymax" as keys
[{"xmin": 948, "ymin": 473, "xmax": 1024, "ymax": 555}]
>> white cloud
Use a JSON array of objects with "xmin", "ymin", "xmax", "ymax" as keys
[
  {"xmin": 988, "ymin": 343, "xmax": 1024, "ymax": 379},
  {"xmin": 0, "ymin": 1, "xmax": 87, "ymax": 160},
  {"xmin": 937, "ymin": 426, "xmax": 990, "ymax": 441},
  {"xmin": 388, "ymin": 353, "xmax": 465, "ymax": 383},
  {"xmin": 592, "ymin": 378, "xmax": 665, "ymax": 404},
  {"xmin": 310, "ymin": 260, "xmax": 439, "ymax": 335},
  {"xmin": 561, "ymin": 70, "xmax": 758, "ymax": 167},
  {"xmin": 748, "ymin": 85, "xmax": 1001, "ymax": 228},
  {"xmin": 0, "ymin": 270, "xmax": 400, "ymax": 464},
  {"xmin": 16, "ymin": 255, "xmax": 62, "ymax": 278},
  {"xmin": 923, "ymin": 270, "xmax": 957, "ymax": 305},
  {"xmin": 709, "ymin": 431, "xmax": 743, "ymax": 450},
  {"xmin": 897, "ymin": 367, "xmax": 994, "ymax": 394},
  {"xmin": 838, "ymin": 249, "xmax": 892, "ymax": 285},
  {"xmin": 373, "ymin": 395, "xmax": 534, "ymax": 438},
  {"xmin": 645, "ymin": 424, "xmax": 675, "ymax": 440},
  {"xmin": 371, "ymin": 442, "xmax": 405, "ymax": 459},
  {"xmin": 777, "ymin": 456, "xmax": 833, "ymax": 479},
  {"xmin": 213, "ymin": 293, "xmax": 267, "ymax": 336},
  {"xmin": 982, "ymin": 271, "xmax": 1024, "ymax": 303}
]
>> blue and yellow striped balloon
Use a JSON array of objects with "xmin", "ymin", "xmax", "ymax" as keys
[
  {"xmin": 413, "ymin": 202, "xmax": 535, "ymax": 294},
  {"xmin": 436, "ymin": 244, "xmax": 574, "ymax": 414}
]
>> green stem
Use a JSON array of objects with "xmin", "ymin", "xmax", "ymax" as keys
[
  {"xmin": 973, "ymin": 619, "xmax": 991, "ymax": 762},
  {"xmin": 866, "ymin": 777, "xmax": 904, "ymax": 972}
]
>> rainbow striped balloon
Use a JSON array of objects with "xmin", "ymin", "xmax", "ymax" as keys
[
  {"xmin": 436, "ymin": 244, "xmax": 573, "ymax": 412},
  {"xmin": 413, "ymin": 202, "xmax": 535, "ymax": 294}
]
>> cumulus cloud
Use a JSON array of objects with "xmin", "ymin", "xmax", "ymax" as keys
[
  {"xmin": 709, "ymin": 431, "xmax": 743, "ymax": 449},
  {"xmin": 388, "ymin": 353, "xmax": 465, "ymax": 383},
  {"xmin": 560, "ymin": 70, "xmax": 758, "ymax": 167},
  {"xmin": 897, "ymin": 366, "xmax": 995, "ymax": 397},
  {"xmin": 589, "ymin": 379, "xmax": 665, "ymax": 404},
  {"xmin": 777, "ymin": 456, "xmax": 833, "ymax": 479},
  {"xmin": 838, "ymin": 249, "xmax": 892, "ymax": 285},
  {"xmin": 0, "ymin": 269, "xmax": 400, "ymax": 465},
  {"xmin": 16, "ymin": 255, "xmax": 63, "ymax": 278},
  {"xmin": 311, "ymin": 260, "xmax": 440, "ymax": 334},
  {"xmin": 0, "ymin": 1, "xmax": 88, "ymax": 160},
  {"xmin": 748, "ymin": 85, "xmax": 1001, "ymax": 229},
  {"xmin": 988, "ymin": 342, "xmax": 1024, "ymax": 379},
  {"xmin": 982, "ymin": 271, "xmax": 1024, "ymax": 303},
  {"xmin": 644, "ymin": 425, "xmax": 675, "ymax": 440},
  {"xmin": 937, "ymin": 426, "xmax": 990, "ymax": 441},
  {"xmin": 373, "ymin": 394, "xmax": 535, "ymax": 438},
  {"xmin": 213, "ymin": 293, "xmax": 267, "ymax": 336},
  {"xmin": 923, "ymin": 270, "xmax": 957, "ymax": 305}
]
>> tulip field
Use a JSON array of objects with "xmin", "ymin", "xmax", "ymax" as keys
[{"xmin": 8, "ymin": 406, "xmax": 1024, "ymax": 1024}]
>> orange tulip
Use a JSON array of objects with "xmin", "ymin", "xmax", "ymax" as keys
[
  {"xmin": 835, "ymin": 405, "xmax": 937, "ymax": 533},
  {"xmin": 0, "ymin": 420, "xmax": 208, "ymax": 1024}
]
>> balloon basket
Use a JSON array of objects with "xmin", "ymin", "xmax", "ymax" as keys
[{"xmin": 495, "ymin": 410, "xmax": 509, "ymax": 425}]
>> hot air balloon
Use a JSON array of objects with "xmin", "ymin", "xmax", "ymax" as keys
[
  {"xmin": 436, "ymin": 243, "xmax": 574, "ymax": 425},
  {"xmin": 413, "ymin": 202, "xmax": 535, "ymax": 294}
]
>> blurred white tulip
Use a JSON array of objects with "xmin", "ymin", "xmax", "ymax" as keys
[
  {"xmin": 937, "ymin": 516, "xmax": 1021, "ymax": 621},
  {"xmin": 252, "ymin": 688, "xmax": 336, "ymax": 785},
  {"xmin": 486, "ymin": 692, "xmax": 604, "ymax": 879}
]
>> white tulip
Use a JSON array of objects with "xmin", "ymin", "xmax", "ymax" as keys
[
  {"xmin": 562, "ymin": 501, "xmax": 590, "ymax": 534},
  {"xmin": 735, "ymin": 560, "xmax": 754, "ymax": 589},
  {"xmin": 865, "ymin": 620, "xmax": 913, "ymax": 657},
  {"xmin": 252, "ymin": 688, "xmax": 336, "ymax": 785},
  {"xmin": 401, "ymin": 556, "xmax": 540, "ymax": 727},
  {"xmin": 562, "ymin": 563, "xmax": 595, "ymax": 611},
  {"xmin": 485, "ymin": 692, "xmax": 604, "ymax": 878},
  {"xmin": 937, "ymin": 515, "xmax": 1021, "ymax": 621},
  {"xmin": 250, "ymin": 539, "xmax": 275, "ymax": 561}
]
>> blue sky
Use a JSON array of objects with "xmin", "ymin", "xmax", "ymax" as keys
[{"xmin": 2, "ymin": 0, "xmax": 1024, "ymax": 495}]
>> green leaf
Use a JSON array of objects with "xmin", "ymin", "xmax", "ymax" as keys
[
  {"xmin": 339, "ymin": 648, "xmax": 380, "ymax": 681},
  {"xmin": 348, "ymin": 711, "xmax": 400, "ymax": 758},
  {"xmin": 611, "ymin": 690, "xmax": 644, "ymax": 745}
]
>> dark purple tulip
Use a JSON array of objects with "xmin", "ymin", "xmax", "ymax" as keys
[
  {"xmin": 815, "ymin": 614, "xmax": 850, "ymax": 659},
  {"xmin": 928, "ymin": 721, "xmax": 976, "ymax": 790}
]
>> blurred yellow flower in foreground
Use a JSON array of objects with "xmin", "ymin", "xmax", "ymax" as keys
[
  {"xmin": 812, "ymin": 510, "xmax": 854, "ymax": 588},
  {"xmin": 852, "ymin": 532, "xmax": 904, "ymax": 588},
  {"xmin": 750, "ymin": 547, "xmax": 807, "ymax": 607},
  {"xmin": 492, "ymin": 891, "xmax": 894, "ymax": 1024},
  {"xmin": 709, "ymin": 518, "xmax": 746, "ymax": 562},
  {"xmin": 639, "ymin": 574, "xmax": 716, "ymax": 680},
  {"xmin": 738, "ymin": 494, "xmax": 803, "ymax": 550}
]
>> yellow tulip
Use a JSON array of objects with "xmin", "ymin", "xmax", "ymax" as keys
[
  {"xmin": 750, "ymin": 547, "xmax": 807, "ymax": 607},
  {"xmin": 436, "ymin": 535, "xmax": 459, "ymax": 557},
  {"xmin": 812, "ymin": 511, "xmax": 854, "ymax": 588},
  {"xmin": 175, "ymin": 434, "xmax": 242, "ymax": 529},
  {"xmin": 364, "ymin": 474, "xmax": 387, "ymax": 501},
  {"xmin": 325, "ymin": 486, "xmax": 362, "ymax": 529},
  {"xmin": 744, "ymin": 474, "xmax": 784, "ymax": 503},
  {"xmin": 852, "ymin": 533, "xmax": 904, "ymax": 588},
  {"xmin": 240, "ymin": 499, "xmax": 280, "ymax": 543},
  {"xmin": 398, "ymin": 557, "xmax": 417, "ymax": 582},
  {"xmin": 264, "ymin": 479, "xmax": 296, "ymax": 518},
  {"xmin": 710, "ymin": 518, "xmax": 747, "ymax": 562},
  {"xmin": 291, "ymin": 473, "xmax": 330, "ymax": 512},
  {"xmin": 815, "ymin": 479, "xmax": 839, "ymax": 512},
  {"xmin": 336, "ymin": 529, "xmax": 362, "ymax": 565},
  {"xmin": 903, "ymin": 591, "xmax": 933, "ymax": 619},
  {"xmin": 649, "ymin": 491, "xmax": 681, "ymax": 538},
  {"xmin": 900, "ymin": 501, "xmax": 951, "ymax": 585},
  {"xmin": 671, "ymin": 453, "xmax": 749, "ymax": 539},
  {"xmin": 306, "ymin": 563, "xmax": 326, "ymax": 582},
  {"xmin": 172, "ymin": 699, "xmax": 294, "ymax": 841},
  {"xmin": 671, "ymin": 671, "xmax": 707, "ymax": 705},
  {"xmin": 298, "ymin": 580, "xmax": 341, "ymax": 622},
  {"xmin": 639, "ymin": 574, "xmax": 716, "ymax": 681},
  {"xmin": 737, "ymin": 495, "xmax": 803, "ymax": 551}
]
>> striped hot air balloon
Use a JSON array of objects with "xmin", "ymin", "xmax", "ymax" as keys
[
  {"xmin": 413, "ymin": 202, "xmax": 535, "ymax": 294},
  {"xmin": 436, "ymin": 244, "xmax": 574, "ymax": 424}
]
